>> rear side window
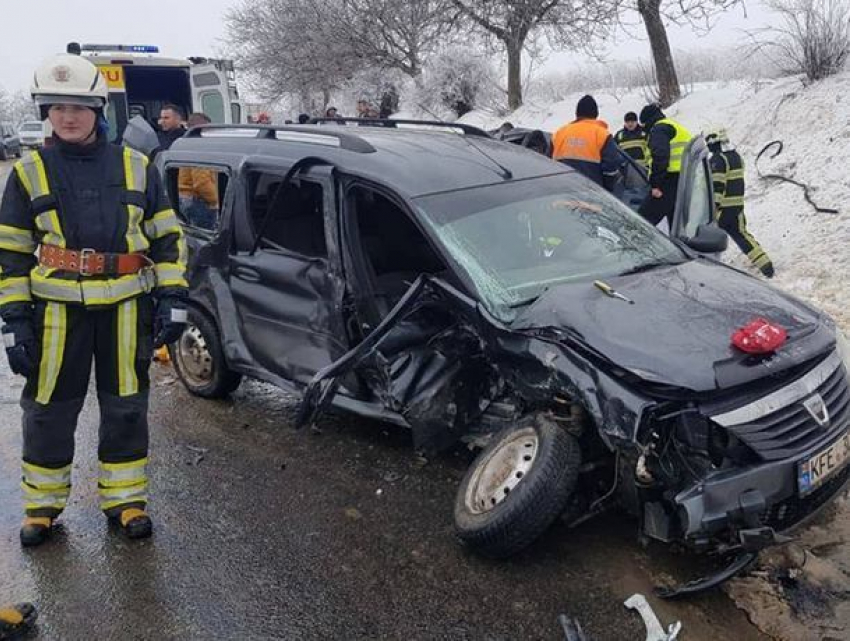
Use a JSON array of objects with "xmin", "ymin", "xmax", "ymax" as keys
[
  {"xmin": 166, "ymin": 165, "xmax": 229, "ymax": 233},
  {"xmin": 247, "ymin": 171, "xmax": 327, "ymax": 258}
]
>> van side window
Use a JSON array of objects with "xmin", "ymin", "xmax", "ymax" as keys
[
  {"xmin": 166, "ymin": 165, "xmax": 228, "ymax": 233},
  {"xmin": 248, "ymin": 171, "xmax": 327, "ymax": 258}
]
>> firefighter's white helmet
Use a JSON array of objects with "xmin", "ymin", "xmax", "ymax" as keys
[
  {"xmin": 30, "ymin": 54, "xmax": 108, "ymax": 113},
  {"xmin": 705, "ymin": 128, "xmax": 730, "ymax": 147}
]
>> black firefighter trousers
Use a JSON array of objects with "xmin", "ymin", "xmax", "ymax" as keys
[
  {"xmin": 20, "ymin": 296, "xmax": 153, "ymax": 519},
  {"xmin": 716, "ymin": 206, "xmax": 773, "ymax": 273}
]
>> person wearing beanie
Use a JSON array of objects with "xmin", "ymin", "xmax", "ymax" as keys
[
  {"xmin": 638, "ymin": 103, "xmax": 693, "ymax": 228},
  {"xmin": 551, "ymin": 95, "xmax": 622, "ymax": 192},
  {"xmin": 614, "ymin": 111, "xmax": 649, "ymax": 170}
]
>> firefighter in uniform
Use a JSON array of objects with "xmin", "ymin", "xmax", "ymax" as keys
[
  {"xmin": 614, "ymin": 111, "xmax": 649, "ymax": 170},
  {"xmin": 0, "ymin": 54, "xmax": 188, "ymax": 546},
  {"xmin": 707, "ymin": 129, "xmax": 774, "ymax": 278},
  {"xmin": 638, "ymin": 103, "xmax": 692, "ymax": 228}
]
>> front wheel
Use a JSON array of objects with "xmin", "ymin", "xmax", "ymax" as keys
[
  {"xmin": 454, "ymin": 413, "xmax": 581, "ymax": 558},
  {"xmin": 170, "ymin": 307, "xmax": 242, "ymax": 398}
]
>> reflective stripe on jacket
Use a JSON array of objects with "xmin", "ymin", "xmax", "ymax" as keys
[
  {"xmin": 614, "ymin": 128, "xmax": 649, "ymax": 167},
  {"xmin": 711, "ymin": 148, "xmax": 746, "ymax": 210}
]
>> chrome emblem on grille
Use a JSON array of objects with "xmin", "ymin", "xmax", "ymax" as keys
[{"xmin": 803, "ymin": 393, "xmax": 830, "ymax": 427}]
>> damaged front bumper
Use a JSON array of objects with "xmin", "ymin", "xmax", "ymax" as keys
[{"xmin": 667, "ymin": 434, "xmax": 850, "ymax": 552}]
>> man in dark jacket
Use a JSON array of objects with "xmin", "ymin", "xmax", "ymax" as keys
[
  {"xmin": 551, "ymin": 95, "xmax": 622, "ymax": 192},
  {"xmin": 614, "ymin": 112, "xmax": 649, "ymax": 170},
  {"xmin": 638, "ymin": 103, "xmax": 692, "ymax": 228},
  {"xmin": 152, "ymin": 103, "xmax": 186, "ymax": 160}
]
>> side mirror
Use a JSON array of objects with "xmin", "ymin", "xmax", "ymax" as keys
[{"xmin": 684, "ymin": 223, "xmax": 728, "ymax": 254}]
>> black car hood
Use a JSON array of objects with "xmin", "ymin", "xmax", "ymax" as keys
[{"xmin": 511, "ymin": 259, "xmax": 832, "ymax": 392}]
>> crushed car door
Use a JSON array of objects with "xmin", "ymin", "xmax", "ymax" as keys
[
  {"xmin": 669, "ymin": 136, "xmax": 727, "ymax": 255},
  {"xmin": 227, "ymin": 163, "xmax": 350, "ymax": 385}
]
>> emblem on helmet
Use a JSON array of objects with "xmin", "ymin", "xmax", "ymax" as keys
[{"xmin": 52, "ymin": 65, "xmax": 72, "ymax": 83}]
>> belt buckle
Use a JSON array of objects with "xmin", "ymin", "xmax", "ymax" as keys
[
  {"xmin": 79, "ymin": 248, "xmax": 96, "ymax": 277},
  {"xmin": 138, "ymin": 265, "xmax": 156, "ymax": 293}
]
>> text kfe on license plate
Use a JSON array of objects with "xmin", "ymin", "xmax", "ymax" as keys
[{"xmin": 798, "ymin": 431, "xmax": 850, "ymax": 496}]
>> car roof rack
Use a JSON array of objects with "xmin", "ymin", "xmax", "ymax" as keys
[
  {"xmin": 308, "ymin": 117, "xmax": 491, "ymax": 137},
  {"xmin": 183, "ymin": 124, "xmax": 377, "ymax": 153}
]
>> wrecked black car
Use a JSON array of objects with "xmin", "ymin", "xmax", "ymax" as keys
[{"xmin": 159, "ymin": 121, "xmax": 850, "ymax": 583}]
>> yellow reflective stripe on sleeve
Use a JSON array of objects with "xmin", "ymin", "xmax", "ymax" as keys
[
  {"xmin": 143, "ymin": 209, "xmax": 182, "ymax": 240},
  {"xmin": 35, "ymin": 302, "xmax": 67, "ymax": 405},
  {"xmin": 0, "ymin": 276, "xmax": 32, "ymax": 305},
  {"xmin": 117, "ymin": 298, "xmax": 139, "ymax": 396},
  {"xmin": 154, "ymin": 262, "xmax": 188, "ymax": 288},
  {"xmin": 726, "ymin": 169, "xmax": 745, "ymax": 180},
  {"xmin": 123, "ymin": 148, "xmax": 150, "ymax": 252},
  {"xmin": 0, "ymin": 224, "xmax": 37, "ymax": 253}
]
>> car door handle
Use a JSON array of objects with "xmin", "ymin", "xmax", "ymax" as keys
[{"xmin": 234, "ymin": 266, "xmax": 261, "ymax": 283}]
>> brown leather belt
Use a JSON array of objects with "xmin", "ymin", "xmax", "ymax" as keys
[{"xmin": 39, "ymin": 245, "xmax": 151, "ymax": 277}]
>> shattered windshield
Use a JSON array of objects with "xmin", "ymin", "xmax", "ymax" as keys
[{"xmin": 415, "ymin": 174, "xmax": 687, "ymax": 320}]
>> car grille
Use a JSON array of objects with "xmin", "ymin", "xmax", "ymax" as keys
[
  {"xmin": 763, "ymin": 462, "xmax": 850, "ymax": 531},
  {"xmin": 711, "ymin": 352, "xmax": 850, "ymax": 461}
]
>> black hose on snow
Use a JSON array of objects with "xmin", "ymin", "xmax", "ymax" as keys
[{"xmin": 755, "ymin": 141, "xmax": 839, "ymax": 214}]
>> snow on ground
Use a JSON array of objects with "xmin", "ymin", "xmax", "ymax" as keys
[{"xmin": 464, "ymin": 75, "xmax": 850, "ymax": 639}]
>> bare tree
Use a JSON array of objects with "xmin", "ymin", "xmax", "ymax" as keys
[
  {"xmin": 451, "ymin": 0, "xmax": 619, "ymax": 110},
  {"xmin": 630, "ymin": 0, "xmax": 742, "ymax": 106},
  {"xmin": 328, "ymin": 0, "xmax": 459, "ymax": 78},
  {"xmin": 226, "ymin": 0, "xmax": 361, "ymax": 106},
  {"xmin": 0, "ymin": 89, "xmax": 37, "ymax": 127},
  {"xmin": 746, "ymin": 0, "xmax": 850, "ymax": 82}
]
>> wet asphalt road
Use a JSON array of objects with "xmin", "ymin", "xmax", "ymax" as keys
[{"xmin": 0, "ymin": 161, "xmax": 764, "ymax": 640}]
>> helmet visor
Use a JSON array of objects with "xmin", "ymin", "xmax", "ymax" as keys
[{"xmin": 34, "ymin": 94, "xmax": 105, "ymax": 109}]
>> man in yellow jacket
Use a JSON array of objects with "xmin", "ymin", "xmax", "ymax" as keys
[
  {"xmin": 177, "ymin": 112, "xmax": 218, "ymax": 230},
  {"xmin": 551, "ymin": 95, "xmax": 622, "ymax": 192}
]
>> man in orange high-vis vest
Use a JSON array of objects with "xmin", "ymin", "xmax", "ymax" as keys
[{"xmin": 551, "ymin": 95, "xmax": 622, "ymax": 193}]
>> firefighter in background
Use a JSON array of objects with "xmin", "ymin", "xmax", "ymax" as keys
[
  {"xmin": 614, "ymin": 111, "xmax": 649, "ymax": 170},
  {"xmin": 707, "ymin": 129, "xmax": 775, "ymax": 278},
  {"xmin": 0, "ymin": 54, "xmax": 188, "ymax": 546},
  {"xmin": 638, "ymin": 103, "xmax": 693, "ymax": 228},
  {"xmin": 551, "ymin": 95, "xmax": 622, "ymax": 193}
]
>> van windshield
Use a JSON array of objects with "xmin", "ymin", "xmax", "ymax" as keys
[{"xmin": 415, "ymin": 174, "xmax": 687, "ymax": 319}]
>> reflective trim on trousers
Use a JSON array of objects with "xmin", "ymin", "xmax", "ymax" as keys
[
  {"xmin": 117, "ymin": 299, "xmax": 139, "ymax": 396},
  {"xmin": 36, "ymin": 302, "xmax": 67, "ymax": 405},
  {"xmin": 99, "ymin": 457, "xmax": 148, "ymax": 511},
  {"xmin": 0, "ymin": 223, "xmax": 37, "ymax": 253},
  {"xmin": 0, "ymin": 276, "xmax": 32, "ymax": 306},
  {"xmin": 22, "ymin": 481, "xmax": 69, "ymax": 511},
  {"xmin": 22, "ymin": 461, "xmax": 72, "ymax": 490}
]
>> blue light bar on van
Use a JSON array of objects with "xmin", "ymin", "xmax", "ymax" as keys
[{"xmin": 81, "ymin": 44, "xmax": 160, "ymax": 53}]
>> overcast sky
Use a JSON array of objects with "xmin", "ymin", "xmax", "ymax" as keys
[{"xmin": 0, "ymin": 0, "xmax": 779, "ymax": 96}]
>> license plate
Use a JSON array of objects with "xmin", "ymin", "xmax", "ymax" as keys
[{"xmin": 798, "ymin": 431, "xmax": 850, "ymax": 496}]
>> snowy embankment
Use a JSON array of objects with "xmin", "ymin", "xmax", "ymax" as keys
[{"xmin": 461, "ymin": 75, "xmax": 850, "ymax": 334}]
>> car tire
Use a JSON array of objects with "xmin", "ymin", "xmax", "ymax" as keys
[
  {"xmin": 170, "ymin": 306, "xmax": 242, "ymax": 398},
  {"xmin": 454, "ymin": 413, "xmax": 581, "ymax": 559}
]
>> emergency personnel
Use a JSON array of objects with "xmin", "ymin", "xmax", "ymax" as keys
[
  {"xmin": 707, "ymin": 129, "xmax": 774, "ymax": 278},
  {"xmin": 614, "ymin": 111, "xmax": 649, "ymax": 169},
  {"xmin": 551, "ymin": 95, "xmax": 622, "ymax": 192},
  {"xmin": 0, "ymin": 54, "xmax": 188, "ymax": 546},
  {"xmin": 638, "ymin": 103, "xmax": 692, "ymax": 228},
  {"xmin": 0, "ymin": 603, "xmax": 36, "ymax": 640}
]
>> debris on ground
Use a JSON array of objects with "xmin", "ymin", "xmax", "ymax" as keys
[{"xmin": 624, "ymin": 593, "xmax": 682, "ymax": 641}]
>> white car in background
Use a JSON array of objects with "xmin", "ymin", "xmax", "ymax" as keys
[{"xmin": 18, "ymin": 121, "xmax": 45, "ymax": 149}]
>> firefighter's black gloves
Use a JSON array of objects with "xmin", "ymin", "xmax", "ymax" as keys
[
  {"xmin": 153, "ymin": 292, "xmax": 188, "ymax": 348},
  {"xmin": 2, "ymin": 318, "xmax": 38, "ymax": 378}
]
